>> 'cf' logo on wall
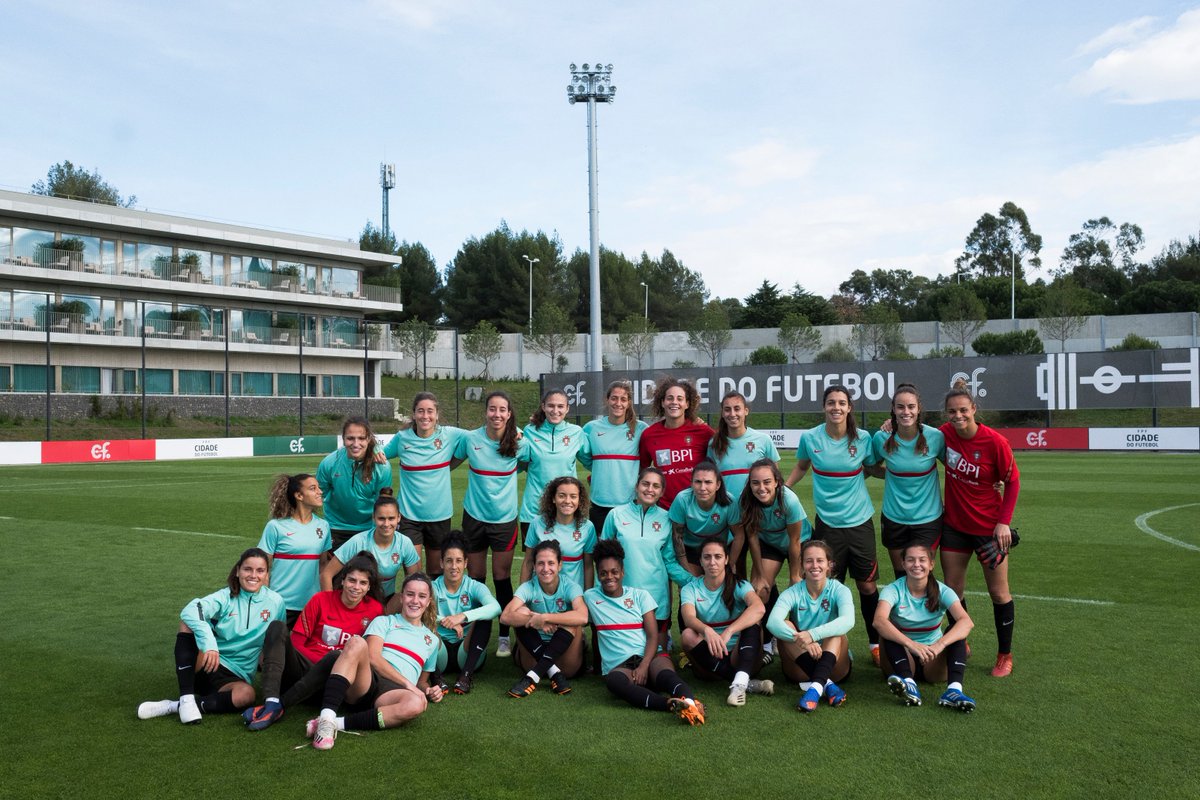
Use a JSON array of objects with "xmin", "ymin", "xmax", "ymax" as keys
[{"xmin": 950, "ymin": 368, "xmax": 987, "ymax": 398}]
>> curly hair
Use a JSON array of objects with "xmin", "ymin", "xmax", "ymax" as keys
[
  {"xmin": 538, "ymin": 476, "xmax": 591, "ymax": 530},
  {"xmin": 650, "ymin": 377, "xmax": 702, "ymax": 424}
]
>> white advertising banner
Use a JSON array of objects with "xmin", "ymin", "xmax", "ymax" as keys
[
  {"xmin": 0, "ymin": 441, "xmax": 43, "ymax": 465},
  {"xmin": 759, "ymin": 429, "xmax": 803, "ymax": 449},
  {"xmin": 155, "ymin": 437, "xmax": 255, "ymax": 461},
  {"xmin": 1087, "ymin": 427, "xmax": 1200, "ymax": 451}
]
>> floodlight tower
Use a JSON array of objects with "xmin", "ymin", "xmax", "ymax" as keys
[
  {"xmin": 380, "ymin": 163, "xmax": 396, "ymax": 238},
  {"xmin": 567, "ymin": 62, "xmax": 615, "ymax": 376}
]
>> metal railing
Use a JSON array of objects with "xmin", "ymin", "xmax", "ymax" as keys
[{"xmin": 2, "ymin": 244, "xmax": 403, "ymax": 306}]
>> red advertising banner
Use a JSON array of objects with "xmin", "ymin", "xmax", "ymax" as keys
[
  {"xmin": 996, "ymin": 427, "xmax": 1090, "ymax": 450},
  {"xmin": 41, "ymin": 439, "xmax": 157, "ymax": 464}
]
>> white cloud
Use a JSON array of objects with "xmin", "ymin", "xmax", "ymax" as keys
[
  {"xmin": 1071, "ymin": 8, "xmax": 1200, "ymax": 103},
  {"xmin": 366, "ymin": 0, "xmax": 467, "ymax": 29},
  {"xmin": 727, "ymin": 139, "xmax": 819, "ymax": 187},
  {"xmin": 1074, "ymin": 15, "xmax": 1158, "ymax": 57}
]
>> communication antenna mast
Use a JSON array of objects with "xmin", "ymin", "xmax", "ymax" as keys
[{"xmin": 380, "ymin": 163, "xmax": 396, "ymax": 238}]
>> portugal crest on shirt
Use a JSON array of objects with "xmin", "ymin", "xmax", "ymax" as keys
[
  {"xmin": 460, "ymin": 594, "xmax": 470, "ymax": 606},
  {"xmin": 260, "ymin": 609, "xmax": 271, "ymax": 621},
  {"xmin": 573, "ymin": 529, "xmax": 582, "ymax": 542},
  {"xmin": 562, "ymin": 436, "xmax": 571, "ymax": 446},
  {"xmin": 711, "ymin": 512, "xmax": 720, "ymax": 523},
  {"xmin": 684, "ymin": 435, "xmax": 693, "ymax": 445},
  {"xmin": 652, "ymin": 521, "xmax": 662, "ymax": 532},
  {"xmin": 623, "ymin": 596, "xmax": 635, "ymax": 609},
  {"xmin": 391, "ymin": 553, "xmax": 400, "ymax": 564},
  {"xmin": 848, "ymin": 444, "xmax": 857, "ymax": 457},
  {"xmin": 821, "ymin": 598, "xmax": 830, "ymax": 611},
  {"xmin": 434, "ymin": 438, "xmax": 443, "ymax": 450},
  {"xmin": 746, "ymin": 442, "xmax": 756, "ymax": 453},
  {"xmin": 626, "ymin": 430, "xmax": 634, "ymax": 440},
  {"xmin": 556, "ymin": 598, "xmax": 566, "ymax": 611},
  {"xmin": 317, "ymin": 527, "xmax": 325, "ymax": 539},
  {"xmin": 424, "ymin": 634, "xmax": 433, "ymax": 645},
  {"xmin": 973, "ymin": 450, "xmax": 982, "ymax": 461}
]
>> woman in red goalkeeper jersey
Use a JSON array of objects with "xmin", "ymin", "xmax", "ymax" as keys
[
  {"xmin": 939, "ymin": 378, "xmax": 1020, "ymax": 678},
  {"xmin": 638, "ymin": 377, "xmax": 714, "ymax": 509}
]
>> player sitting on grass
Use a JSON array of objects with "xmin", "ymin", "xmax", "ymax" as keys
[{"xmin": 873, "ymin": 544, "xmax": 976, "ymax": 712}]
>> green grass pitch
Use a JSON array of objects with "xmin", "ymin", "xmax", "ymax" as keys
[{"xmin": 2, "ymin": 451, "xmax": 1197, "ymax": 799}]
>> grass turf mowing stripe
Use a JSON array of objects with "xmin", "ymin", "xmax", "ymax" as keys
[{"xmin": 131, "ymin": 526, "xmax": 247, "ymax": 540}]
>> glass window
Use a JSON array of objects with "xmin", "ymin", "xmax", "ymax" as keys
[
  {"xmin": 330, "ymin": 375, "xmax": 359, "ymax": 397},
  {"xmin": 231, "ymin": 373, "xmax": 242, "ymax": 395},
  {"xmin": 179, "ymin": 370, "xmax": 213, "ymax": 395},
  {"xmin": 14, "ymin": 290, "xmax": 47, "ymax": 329},
  {"xmin": 0, "ymin": 227, "xmax": 11, "ymax": 258},
  {"xmin": 117, "ymin": 369, "xmax": 137, "ymax": 393},
  {"xmin": 61, "ymin": 294, "xmax": 100, "ymax": 323},
  {"xmin": 61, "ymin": 234, "xmax": 100, "ymax": 268},
  {"xmin": 241, "ymin": 255, "xmax": 274, "ymax": 289},
  {"xmin": 143, "ymin": 302, "xmax": 172, "ymax": 335},
  {"xmin": 277, "ymin": 373, "xmax": 300, "ymax": 396},
  {"xmin": 305, "ymin": 264, "xmax": 322, "ymax": 294},
  {"xmin": 121, "ymin": 242, "xmax": 137, "ymax": 275},
  {"xmin": 212, "ymin": 253, "xmax": 226, "ymax": 286},
  {"xmin": 243, "ymin": 310, "xmax": 271, "ymax": 343},
  {"xmin": 60, "ymin": 366, "xmax": 100, "ymax": 393},
  {"xmin": 330, "ymin": 267, "xmax": 360, "ymax": 297},
  {"xmin": 138, "ymin": 242, "xmax": 171, "ymax": 278},
  {"xmin": 101, "ymin": 240, "xmax": 117, "ymax": 272},
  {"xmin": 243, "ymin": 372, "xmax": 271, "ymax": 396},
  {"xmin": 144, "ymin": 369, "xmax": 172, "ymax": 394},
  {"xmin": 178, "ymin": 249, "xmax": 210, "ymax": 283},
  {"xmin": 13, "ymin": 364, "xmax": 48, "ymax": 392},
  {"xmin": 12, "ymin": 227, "xmax": 54, "ymax": 260},
  {"xmin": 0, "ymin": 365, "xmax": 10, "ymax": 392}
]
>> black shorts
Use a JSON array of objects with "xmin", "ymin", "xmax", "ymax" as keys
[
  {"xmin": 757, "ymin": 537, "xmax": 788, "ymax": 563},
  {"xmin": 330, "ymin": 528, "xmax": 364, "ymax": 551},
  {"xmin": 880, "ymin": 515, "xmax": 942, "ymax": 552},
  {"xmin": 195, "ymin": 664, "xmax": 244, "ymax": 693},
  {"xmin": 398, "ymin": 518, "xmax": 451, "ymax": 548},
  {"xmin": 461, "ymin": 510, "xmax": 520, "ymax": 554},
  {"xmin": 813, "ymin": 517, "xmax": 878, "ymax": 583},
  {"xmin": 368, "ymin": 668, "xmax": 410, "ymax": 699},
  {"xmin": 589, "ymin": 504, "xmax": 614, "ymax": 535},
  {"xmin": 941, "ymin": 524, "xmax": 1003, "ymax": 563}
]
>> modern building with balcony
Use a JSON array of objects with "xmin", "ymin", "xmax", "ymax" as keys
[{"xmin": 0, "ymin": 189, "xmax": 403, "ymax": 413}]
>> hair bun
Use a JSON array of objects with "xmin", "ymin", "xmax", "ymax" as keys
[{"xmin": 379, "ymin": 488, "xmax": 394, "ymax": 497}]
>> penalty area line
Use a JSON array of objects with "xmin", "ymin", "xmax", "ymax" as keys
[
  {"xmin": 132, "ymin": 527, "xmax": 245, "ymax": 540},
  {"xmin": 1134, "ymin": 504, "xmax": 1200, "ymax": 553},
  {"xmin": 965, "ymin": 591, "xmax": 1114, "ymax": 607}
]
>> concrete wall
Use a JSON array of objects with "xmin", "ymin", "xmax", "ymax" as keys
[
  {"xmin": 3, "ymin": 394, "xmax": 397, "ymax": 422},
  {"xmin": 385, "ymin": 311, "xmax": 1200, "ymax": 380}
]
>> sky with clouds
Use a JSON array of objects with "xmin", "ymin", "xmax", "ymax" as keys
[{"xmin": 2, "ymin": 1, "xmax": 1198, "ymax": 301}]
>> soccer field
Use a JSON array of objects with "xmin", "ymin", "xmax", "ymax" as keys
[{"xmin": 2, "ymin": 452, "xmax": 1197, "ymax": 799}]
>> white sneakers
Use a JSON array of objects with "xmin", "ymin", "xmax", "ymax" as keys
[
  {"xmin": 137, "ymin": 695, "xmax": 201, "ymax": 724},
  {"xmin": 727, "ymin": 678, "xmax": 776, "ymax": 706}
]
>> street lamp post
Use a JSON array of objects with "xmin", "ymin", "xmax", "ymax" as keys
[
  {"xmin": 568, "ymin": 62, "xmax": 615, "ymax": 375},
  {"xmin": 523, "ymin": 254, "xmax": 539, "ymax": 333},
  {"xmin": 641, "ymin": 281, "xmax": 648, "ymax": 320}
]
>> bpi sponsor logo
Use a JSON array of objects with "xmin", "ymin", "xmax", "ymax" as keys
[{"xmin": 945, "ymin": 447, "xmax": 981, "ymax": 480}]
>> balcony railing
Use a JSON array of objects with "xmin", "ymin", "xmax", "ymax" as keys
[{"xmin": 2, "ymin": 245, "xmax": 403, "ymax": 306}]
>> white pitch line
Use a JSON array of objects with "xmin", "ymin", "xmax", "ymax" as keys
[
  {"xmin": 0, "ymin": 477, "xmax": 251, "ymax": 493},
  {"xmin": 1134, "ymin": 504, "xmax": 1200, "ymax": 553},
  {"xmin": 964, "ymin": 591, "xmax": 1114, "ymax": 607},
  {"xmin": 132, "ymin": 527, "xmax": 245, "ymax": 540}
]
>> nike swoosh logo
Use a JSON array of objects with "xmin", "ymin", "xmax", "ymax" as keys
[
  {"xmin": 1002, "ymin": 620, "xmax": 1014, "ymax": 626},
  {"xmin": 597, "ymin": 432, "xmax": 607, "ymax": 437}
]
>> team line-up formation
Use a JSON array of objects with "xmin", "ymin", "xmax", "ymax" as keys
[{"xmin": 138, "ymin": 375, "xmax": 1020, "ymax": 749}]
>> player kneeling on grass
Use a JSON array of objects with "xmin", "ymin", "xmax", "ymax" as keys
[
  {"xmin": 766, "ymin": 540, "xmax": 854, "ymax": 712},
  {"xmin": 679, "ymin": 539, "xmax": 774, "ymax": 707},
  {"xmin": 138, "ymin": 548, "xmax": 285, "ymax": 725},
  {"xmin": 242, "ymin": 555, "xmax": 385, "ymax": 731},
  {"xmin": 502, "ymin": 539, "xmax": 588, "ymax": 698},
  {"xmin": 306, "ymin": 573, "xmax": 444, "ymax": 750},
  {"xmin": 873, "ymin": 544, "xmax": 976, "ymax": 712},
  {"xmin": 586, "ymin": 539, "xmax": 706, "ymax": 725}
]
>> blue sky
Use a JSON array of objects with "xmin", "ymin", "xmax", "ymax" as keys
[{"xmin": 2, "ymin": 1, "xmax": 1198, "ymax": 300}]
